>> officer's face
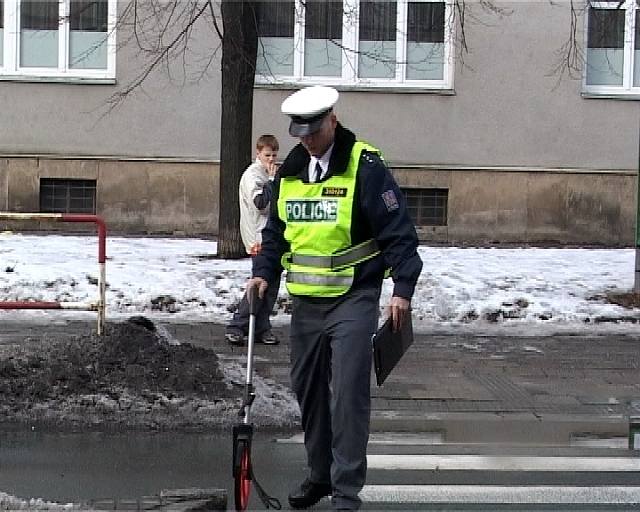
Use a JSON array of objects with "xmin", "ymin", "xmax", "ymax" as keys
[{"xmin": 299, "ymin": 113, "xmax": 337, "ymax": 158}]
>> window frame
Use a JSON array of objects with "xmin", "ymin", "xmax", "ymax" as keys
[
  {"xmin": 0, "ymin": 0, "xmax": 117, "ymax": 82},
  {"xmin": 583, "ymin": 0, "xmax": 640, "ymax": 97},
  {"xmin": 39, "ymin": 177, "xmax": 97, "ymax": 214},
  {"xmin": 255, "ymin": 0, "xmax": 455, "ymax": 91}
]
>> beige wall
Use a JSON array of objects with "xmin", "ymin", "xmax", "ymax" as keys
[
  {"xmin": 0, "ymin": 157, "xmax": 218, "ymax": 234},
  {"xmin": 393, "ymin": 167, "xmax": 636, "ymax": 246},
  {"xmin": 0, "ymin": 157, "xmax": 635, "ymax": 246},
  {"xmin": 0, "ymin": 1, "xmax": 637, "ymax": 245}
]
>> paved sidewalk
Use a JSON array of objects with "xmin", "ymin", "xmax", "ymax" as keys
[
  {"xmin": 2, "ymin": 320, "xmax": 639, "ymax": 444},
  {"xmin": 166, "ymin": 323, "xmax": 640, "ymax": 445}
]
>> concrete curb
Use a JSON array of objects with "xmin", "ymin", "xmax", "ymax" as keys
[
  {"xmin": 371, "ymin": 412, "xmax": 629, "ymax": 443},
  {"xmin": 88, "ymin": 488, "xmax": 227, "ymax": 511}
]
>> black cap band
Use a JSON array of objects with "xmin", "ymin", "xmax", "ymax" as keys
[{"xmin": 288, "ymin": 109, "xmax": 332, "ymax": 137}]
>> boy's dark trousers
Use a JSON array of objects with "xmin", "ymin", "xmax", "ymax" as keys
[{"xmin": 228, "ymin": 273, "xmax": 281, "ymax": 336}]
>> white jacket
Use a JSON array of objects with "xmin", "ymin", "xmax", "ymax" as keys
[{"xmin": 239, "ymin": 159, "xmax": 271, "ymax": 254}]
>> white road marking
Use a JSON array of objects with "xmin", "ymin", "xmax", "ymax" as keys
[
  {"xmin": 361, "ymin": 485, "xmax": 640, "ymax": 504},
  {"xmin": 570, "ymin": 436, "xmax": 629, "ymax": 449},
  {"xmin": 276, "ymin": 432, "xmax": 444, "ymax": 445},
  {"xmin": 367, "ymin": 454, "xmax": 640, "ymax": 472}
]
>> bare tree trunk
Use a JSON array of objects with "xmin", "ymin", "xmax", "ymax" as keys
[{"xmin": 217, "ymin": 0, "xmax": 260, "ymax": 259}]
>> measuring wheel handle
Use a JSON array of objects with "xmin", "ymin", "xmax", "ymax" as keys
[{"xmin": 247, "ymin": 284, "xmax": 262, "ymax": 315}]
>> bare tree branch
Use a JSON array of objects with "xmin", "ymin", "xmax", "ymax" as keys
[{"xmin": 105, "ymin": 0, "xmax": 210, "ymax": 112}]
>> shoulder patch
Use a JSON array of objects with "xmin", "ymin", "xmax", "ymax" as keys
[{"xmin": 381, "ymin": 189, "xmax": 399, "ymax": 212}]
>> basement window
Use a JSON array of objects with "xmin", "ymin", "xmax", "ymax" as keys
[
  {"xmin": 40, "ymin": 178, "xmax": 96, "ymax": 214},
  {"xmin": 403, "ymin": 187, "xmax": 448, "ymax": 226}
]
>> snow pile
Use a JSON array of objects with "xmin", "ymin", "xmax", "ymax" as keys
[
  {"xmin": 0, "ymin": 233, "xmax": 639, "ymax": 335},
  {"xmin": 0, "ymin": 492, "xmax": 79, "ymax": 510}
]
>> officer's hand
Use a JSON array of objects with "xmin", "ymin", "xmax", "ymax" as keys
[
  {"xmin": 247, "ymin": 277, "xmax": 268, "ymax": 299},
  {"xmin": 388, "ymin": 296, "xmax": 410, "ymax": 332}
]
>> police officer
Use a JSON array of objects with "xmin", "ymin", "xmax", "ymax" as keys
[{"xmin": 247, "ymin": 86, "xmax": 422, "ymax": 510}]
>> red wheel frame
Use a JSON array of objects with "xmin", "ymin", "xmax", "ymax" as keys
[{"xmin": 234, "ymin": 441, "xmax": 252, "ymax": 510}]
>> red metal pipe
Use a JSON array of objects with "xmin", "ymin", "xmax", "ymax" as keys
[
  {"xmin": 61, "ymin": 214, "xmax": 107, "ymax": 263},
  {"xmin": 0, "ymin": 301, "xmax": 62, "ymax": 310},
  {"xmin": 0, "ymin": 213, "xmax": 107, "ymax": 334}
]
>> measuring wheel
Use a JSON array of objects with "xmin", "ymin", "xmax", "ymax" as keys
[
  {"xmin": 231, "ymin": 286, "xmax": 281, "ymax": 511},
  {"xmin": 233, "ymin": 424, "xmax": 253, "ymax": 511}
]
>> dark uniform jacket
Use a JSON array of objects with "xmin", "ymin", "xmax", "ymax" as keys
[{"xmin": 252, "ymin": 123, "xmax": 423, "ymax": 300}]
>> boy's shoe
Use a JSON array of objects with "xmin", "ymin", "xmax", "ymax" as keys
[
  {"xmin": 225, "ymin": 329, "xmax": 246, "ymax": 346},
  {"xmin": 258, "ymin": 330, "xmax": 279, "ymax": 345}
]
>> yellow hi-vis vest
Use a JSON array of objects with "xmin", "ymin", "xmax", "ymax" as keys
[{"xmin": 277, "ymin": 141, "xmax": 381, "ymax": 297}]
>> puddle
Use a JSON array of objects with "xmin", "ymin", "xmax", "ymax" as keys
[{"xmin": 0, "ymin": 430, "xmax": 240, "ymax": 503}]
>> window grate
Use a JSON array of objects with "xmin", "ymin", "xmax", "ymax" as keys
[
  {"xmin": 40, "ymin": 178, "xmax": 96, "ymax": 214},
  {"xmin": 403, "ymin": 188, "xmax": 448, "ymax": 226}
]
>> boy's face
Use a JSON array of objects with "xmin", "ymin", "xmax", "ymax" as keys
[{"xmin": 257, "ymin": 146, "xmax": 278, "ymax": 168}]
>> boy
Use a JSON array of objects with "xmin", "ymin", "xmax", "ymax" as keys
[{"xmin": 225, "ymin": 135, "xmax": 281, "ymax": 346}]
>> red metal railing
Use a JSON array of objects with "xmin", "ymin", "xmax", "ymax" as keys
[{"xmin": 0, "ymin": 213, "xmax": 107, "ymax": 334}]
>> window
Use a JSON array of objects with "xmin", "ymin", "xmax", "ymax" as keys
[
  {"xmin": 403, "ymin": 188, "xmax": 448, "ymax": 226},
  {"xmin": 585, "ymin": 0, "xmax": 640, "ymax": 95},
  {"xmin": 1, "ymin": 1, "xmax": 4, "ymax": 66},
  {"xmin": 0, "ymin": 0, "xmax": 115, "ymax": 81},
  {"xmin": 256, "ymin": 0, "xmax": 453, "ymax": 90},
  {"xmin": 40, "ymin": 178, "xmax": 97, "ymax": 214}
]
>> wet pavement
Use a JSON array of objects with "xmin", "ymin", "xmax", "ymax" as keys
[
  {"xmin": 163, "ymin": 322, "xmax": 640, "ymax": 443},
  {"xmin": 2, "ymin": 319, "xmax": 639, "ymax": 443},
  {"xmin": 1, "ymin": 320, "xmax": 640, "ymax": 509}
]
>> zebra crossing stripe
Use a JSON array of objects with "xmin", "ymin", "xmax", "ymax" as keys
[
  {"xmin": 362, "ymin": 485, "xmax": 640, "ymax": 504},
  {"xmin": 360, "ymin": 485, "xmax": 640, "ymax": 504},
  {"xmin": 277, "ymin": 432, "xmax": 444, "ymax": 445},
  {"xmin": 367, "ymin": 454, "xmax": 640, "ymax": 472}
]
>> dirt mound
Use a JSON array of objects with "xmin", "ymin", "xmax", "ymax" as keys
[
  {"xmin": 606, "ymin": 291, "xmax": 640, "ymax": 309},
  {"xmin": 0, "ymin": 319, "xmax": 254, "ymax": 430},
  {"xmin": 0, "ymin": 321, "xmax": 233, "ymax": 403}
]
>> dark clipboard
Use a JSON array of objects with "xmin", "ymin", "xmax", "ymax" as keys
[{"xmin": 372, "ymin": 313, "xmax": 414, "ymax": 386}]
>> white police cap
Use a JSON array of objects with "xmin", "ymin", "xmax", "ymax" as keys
[{"xmin": 281, "ymin": 86, "xmax": 339, "ymax": 137}]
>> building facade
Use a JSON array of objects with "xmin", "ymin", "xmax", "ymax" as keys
[{"xmin": 0, "ymin": 0, "xmax": 637, "ymax": 245}]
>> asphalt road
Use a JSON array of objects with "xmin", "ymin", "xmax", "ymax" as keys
[
  {"xmin": 1, "ymin": 319, "xmax": 639, "ymax": 510},
  {"xmin": 1, "ymin": 429, "xmax": 639, "ymax": 510}
]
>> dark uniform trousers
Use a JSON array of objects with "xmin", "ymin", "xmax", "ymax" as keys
[{"xmin": 290, "ymin": 286, "xmax": 380, "ymax": 510}]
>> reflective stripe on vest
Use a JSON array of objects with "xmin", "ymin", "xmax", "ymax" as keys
[
  {"xmin": 289, "ymin": 239, "xmax": 379, "ymax": 270},
  {"xmin": 286, "ymin": 272, "xmax": 353, "ymax": 286},
  {"xmin": 278, "ymin": 141, "xmax": 381, "ymax": 297}
]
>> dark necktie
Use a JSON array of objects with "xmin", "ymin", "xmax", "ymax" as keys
[{"xmin": 314, "ymin": 161, "xmax": 323, "ymax": 183}]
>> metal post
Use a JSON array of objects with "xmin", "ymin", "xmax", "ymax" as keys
[
  {"xmin": 636, "ymin": 112, "xmax": 640, "ymax": 293},
  {"xmin": 630, "ymin": 416, "xmax": 640, "ymax": 450}
]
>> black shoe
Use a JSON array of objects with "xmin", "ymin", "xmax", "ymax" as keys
[
  {"xmin": 258, "ymin": 330, "xmax": 280, "ymax": 345},
  {"xmin": 288, "ymin": 478, "xmax": 332, "ymax": 509},
  {"xmin": 225, "ymin": 329, "xmax": 246, "ymax": 346}
]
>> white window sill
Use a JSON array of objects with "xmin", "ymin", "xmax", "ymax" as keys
[
  {"xmin": 582, "ymin": 88, "xmax": 640, "ymax": 100},
  {"xmin": 0, "ymin": 73, "xmax": 116, "ymax": 85},
  {"xmin": 255, "ymin": 79, "xmax": 455, "ymax": 95}
]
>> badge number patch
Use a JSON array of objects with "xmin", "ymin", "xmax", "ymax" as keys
[
  {"xmin": 322, "ymin": 187, "xmax": 348, "ymax": 197},
  {"xmin": 286, "ymin": 199, "xmax": 338, "ymax": 222}
]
